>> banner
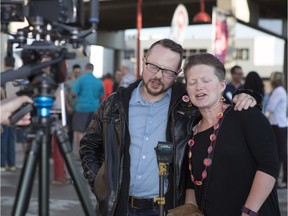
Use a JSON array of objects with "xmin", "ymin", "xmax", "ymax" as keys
[
  {"xmin": 170, "ymin": 4, "xmax": 189, "ymax": 44},
  {"xmin": 212, "ymin": 7, "xmax": 236, "ymax": 67}
]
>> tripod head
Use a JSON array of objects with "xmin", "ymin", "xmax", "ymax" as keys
[{"xmin": 2, "ymin": 41, "xmax": 72, "ymax": 124}]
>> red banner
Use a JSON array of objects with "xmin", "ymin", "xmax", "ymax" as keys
[{"xmin": 212, "ymin": 8, "xmax": 229, "ymax": 64}]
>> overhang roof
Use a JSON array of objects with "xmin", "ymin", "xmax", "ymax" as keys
[{"xmin": 84, "ymin": 0, "xmax": 287, "ymax": 33}]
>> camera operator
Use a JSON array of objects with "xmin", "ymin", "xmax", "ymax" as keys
[
  {"xmin": 0, "ymin": 0, "xmax": 99, "ymax": 213},
  {"xmin": 1, "ymin": 95, "xmax": 33, "ymax": 126},
  {"xmin": 1, "ymin": 55, "xmax": 33, "ymax": 126}
]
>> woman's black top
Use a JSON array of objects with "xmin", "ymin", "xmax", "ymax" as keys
[{"xmin": 186, "ymin": 107, "xmax": 281, "ymax": 216}]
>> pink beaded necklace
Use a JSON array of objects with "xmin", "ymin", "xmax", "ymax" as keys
[{"xmin": 187, "ymin": 105, "xmax": 227, "ymax": 186}]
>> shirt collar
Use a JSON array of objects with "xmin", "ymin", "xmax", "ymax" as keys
[{"xmin": 130, "ymin": 81, "xmax": 172, "ymax": 105}]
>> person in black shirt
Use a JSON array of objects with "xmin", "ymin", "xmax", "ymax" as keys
[
  {"xmin": 223, "ymin": 65, "xmax": 244, "ymax": 103},
  {"xmin": 182, "ymin": 53, "xmax": 280, "ymax": 216}
]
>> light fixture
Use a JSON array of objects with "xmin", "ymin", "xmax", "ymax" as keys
[{"xmin": 193, "ymin": 0, "xmax": 211, "ymax": 23}]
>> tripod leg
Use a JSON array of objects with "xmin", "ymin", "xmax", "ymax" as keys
[
  {"xmin": 55, "ymin": 128, "xmax": 96, "ymax": 216},
  {"xmin": 39, "ymin": 126, "xmax": 51, "ymax": 216},
  {"xmin": 12, "ymin": 131, "xmax": 41, "ymax": 216},
  {"xmin": 159, "ymin": 175, "xmax": 165, "ymax": 216}
]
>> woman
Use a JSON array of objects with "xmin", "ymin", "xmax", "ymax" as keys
[
  {"xmin": 265, "ymin": 72, "xmax": 287, "ymax": 189},
  {"xmin": 244, "ymin": 71, "xmax": 268, "ymax": 112},
  {"xmin": 244, "ymin": 71, "xmax": 265, "ymax": 96},
  {"xmin": 182, "ymin": 53, "xmax": 280, "ymax": 215}
]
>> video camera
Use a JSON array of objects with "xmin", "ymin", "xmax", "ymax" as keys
[
  {"xmin": 1, "ymin": 0, "xmax": 84, "ymax": 32},
  {"xmin": 1, "ymin": 3, "xmax": 99, "ymax": 215},
  {"xmin": 1, "ymin": 0, "xmax": 99, "ymax": 124},
  {"xmin": 1, "ymin": 0, "xmax": 98, "ymax": 85}
]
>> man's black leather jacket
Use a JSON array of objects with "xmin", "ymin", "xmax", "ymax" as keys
[{"xmin": 79, "ymin": 80, "xmax": 199, "ymax": 216}]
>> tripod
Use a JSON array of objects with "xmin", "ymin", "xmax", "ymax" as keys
[
  {"xmin": 11, "ymin": 73, "xmax": 95, "ymax": 216},
  {"xmin": 154, "ymin": 162, "xmax": 169, "ymax": 216},
  {"xmin": 154, "ymin": 142, "xmax": 174, "ymax": 216}
]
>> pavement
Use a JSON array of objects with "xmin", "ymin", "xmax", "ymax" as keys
[
  {"xmin": 1, "ymin": 144, "xmax": 96, "ymax": 216},
  {"xmin": 1, "ymin": 144, "xmax": 287, "ymax": 215}
]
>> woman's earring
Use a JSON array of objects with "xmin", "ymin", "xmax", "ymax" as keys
[{"xmin": 221, "ymin": 96, "xmax": 226, "ymax": 102}]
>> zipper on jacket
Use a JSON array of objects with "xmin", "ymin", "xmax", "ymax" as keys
[
  {"xmin": 168, "ymin": 98, "xmax": 182, "ymax": 208},
  {"xmin": 111, "ymin": 102, "xmax": 130, "ymax": 215}
]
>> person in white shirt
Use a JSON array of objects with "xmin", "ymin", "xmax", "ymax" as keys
[
  {"xmin": 119, "ymin": 59, "xmax": 136, "ymax": 88},
  {"xmin": 265, "ymin": 71, "xmax": 287, "ymax": 189}
]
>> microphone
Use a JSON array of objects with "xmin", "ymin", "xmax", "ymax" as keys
[
  {"xmin": 155, "ymin": 141, "xmax": 174, "ymax": 164},
  {"xmin": 154, "ymin": 141, "xmax": 174, "ymax": 216}
]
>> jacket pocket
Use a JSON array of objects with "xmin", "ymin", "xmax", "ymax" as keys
[{"xmin": 94, "ymin": 163, "xmax": 108, "ymax": 200}]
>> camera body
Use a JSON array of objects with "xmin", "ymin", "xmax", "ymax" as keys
[
  {"xmin": 1, "ymin": 0, "xmax": 96, "ymax": 85},
  {"xmin": 1, "ymin": 0, "xmax": 84, "ymax": 28},
  {"xmin": 1, "ymin": 0, "xmax": 98, "ymax": 124}
]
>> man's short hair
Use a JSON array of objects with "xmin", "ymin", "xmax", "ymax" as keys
[
  {"xmin": 73, "ymin": 64, "xmax": 81, "ymax": 70},
  {"xmin": 230, "ymin": 65, "xmax": 242, "ymax": 74},
  {"xmin": 85, "ymin": 63, "xmax": 94, "ymax": 71}
]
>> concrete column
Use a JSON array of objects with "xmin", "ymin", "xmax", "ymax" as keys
[
  {"xmin": 246, "ymin": 1, "xmax": 260, "ymax": 26},
  {"xmin": 97, "ymin": 30, "xmax": 125, "ymax": 50},
  {"xmin": 282, "ymin": 19, "xmax": 287, "ymax": 38},
  {"xmin": 97, "ymin": 30, "xmax": 126, "ymax": 71}
]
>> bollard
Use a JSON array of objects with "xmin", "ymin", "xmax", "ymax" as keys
[{"xmin": 52, "ymin": 135, "xmax": 66, "ymax": 181}]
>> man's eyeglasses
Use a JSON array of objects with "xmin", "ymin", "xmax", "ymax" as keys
[{"xmin": 144, "ymin": 58, "xmax": 180, "ymax": 79}]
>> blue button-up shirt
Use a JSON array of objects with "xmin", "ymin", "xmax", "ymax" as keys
[{"xmin": 129, "ymin": 81, "xmax": 171, "ymax": 198}]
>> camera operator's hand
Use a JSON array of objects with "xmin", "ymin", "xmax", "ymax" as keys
[{"xmin": 1, "ymin": 95, "xmax": 33, "ymax": 126}]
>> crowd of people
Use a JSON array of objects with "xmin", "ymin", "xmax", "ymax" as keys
[
  {"xmin": 1, "ymin": 38, "xmax": 287, "ymax": 216},
  {"xmin": 63, "ymin": 60, "xmax": 136, "ymax": 159},
  {"xmin": 77, "ymin": 38, "xmax": 283, "ymax": 216}
]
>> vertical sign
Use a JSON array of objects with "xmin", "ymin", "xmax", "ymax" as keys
[
  {"xmin": 212, "ymin": 7, "xmax": 236, "ymax": 68},
  {"xmin": 212, "ymin": 7, "xmax": 228, "ymax": 63},
  {"xmin": 170, "ymin": 4, "xmax": 189, "ymax": 44}
]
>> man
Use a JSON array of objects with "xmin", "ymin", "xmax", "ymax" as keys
[
  {"xmin": 112, "ymin": 69, "xmax": 123, "ymax": 92},
  {"xmin": 1, "ymin": 57, "xmax": 18, "ymax": 171},
  {"xmin": 65, "ymin": 64, "xmax": 81, "ymax": 145},
  {"xmin": 79, "ymin": 39, "xmax": 258, "ymax": 215},
  {"xmin": 72, "ymin": 63, "xmax": 104, "ymax": 159},
  {"xmin": 102, "ymin": 73, "xmax": 114, "ymax": 101},
  {"xmin": 223, "ymin": 65, "xmax": 244, "ymax": 103}
]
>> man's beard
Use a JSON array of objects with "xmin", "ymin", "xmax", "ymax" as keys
[{"xmin": 143, "ymin": 78, "xmax": 169, "ymax": 96}]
